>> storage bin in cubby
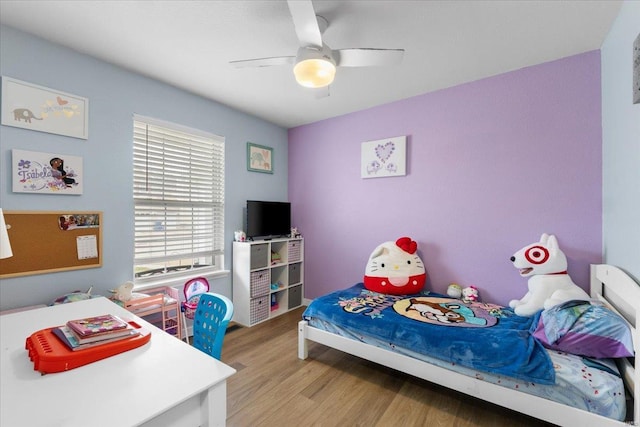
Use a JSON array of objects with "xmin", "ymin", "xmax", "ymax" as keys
[
  {"xmin": 250, "ymin": 296, "xmax": 269, "ymax": 324},
  {"xmin": 288, "ymin": 262, "xmax": 302, "ymax": 285},
  {"xmin": 288, "ymin": 240, "xmax": 302, "ymax": 262},
  {"xmin": 250, "ymin": 244, "xmax": 269, "ymax": 269},
  {"xmin": 288, "ymin": 285, "xmax": 302, "ymax": 309},
  {"xmin": 250, "ymin": 269, "xmax": 270, "ymax": 297}
]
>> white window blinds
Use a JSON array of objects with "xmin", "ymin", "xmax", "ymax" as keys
[{"xmin": 133, "ymin": 117, "xmax": 224, "ymax": 278}]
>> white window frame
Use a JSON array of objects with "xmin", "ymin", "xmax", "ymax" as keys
[{"xmin": 133, "ymin": 115, "xmax": 225, "ymax": 288}]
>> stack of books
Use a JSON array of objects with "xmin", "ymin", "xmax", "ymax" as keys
[{"xmin": 52, "ymin": 314, "xmax": 139, "ymax": 351}]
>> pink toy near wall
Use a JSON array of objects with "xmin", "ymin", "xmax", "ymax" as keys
[
  {"xmin": 509, "ymin": 233, "xmax": 590, "ymax": 317},
  {"xmin": 363, "ymin": 237, "xmax": 426, "ymax": 295}
]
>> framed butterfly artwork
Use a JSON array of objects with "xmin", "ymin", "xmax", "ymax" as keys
[
  {"xmin": 1, "ymin": 76, "xmax": 89, "ymax": 139},
  {"xmin": 361, "ymin": 135, "xmax": 407, "ymax": 179}
]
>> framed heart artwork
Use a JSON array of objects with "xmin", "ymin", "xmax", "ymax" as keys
[{"xmin": 361, "ymin": 136, "xmax": 407, "ymax": 179}]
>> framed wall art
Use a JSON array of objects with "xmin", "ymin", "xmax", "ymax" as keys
[
  {"xmin": 247, "ymin": 142, "xmax": 273, "ymax": 174},
  {"xmin": 361, "ymin": 136, "xmax": 407, "ymax": 179},
  {"xmin": 1, "ymin": 76, "xmax": 89, "ymax": 139},
  {"xmin": 12, "ymin": 149, "xmax": 83, "ymax": 195}
]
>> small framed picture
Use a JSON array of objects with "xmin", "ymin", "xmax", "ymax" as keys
[
  {"xmin": 361, "ymin": 136, "xmax": 407, "ymax": 179},
  {"xmin": 12, "ymin": 149, "xmax": 83, "ymax": 195},
  {"xmin": 247, "ymin": 142, "xmax": 273, "ymax": 174}
]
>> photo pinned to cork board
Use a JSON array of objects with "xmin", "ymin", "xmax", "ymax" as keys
[
  {"xmin": 12, "ymin": 149, "xmax": 83, "ymax": 195},
  {"xmin": 247, "ymin": 142, "xmax": 273, "ymax": 174},
  {"xmin": 1, "ymin": 76, "xmax": 89, "ymax": 139},
  {"xmin": 361, "ymin": 136, "xmax": 407, "ymax": 179}
]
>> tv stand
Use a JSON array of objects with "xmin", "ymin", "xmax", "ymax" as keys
[{"xmin": 232, "ymin": 237, "xmax": 303, "ymax": 327}]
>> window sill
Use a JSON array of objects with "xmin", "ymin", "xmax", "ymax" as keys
[{"xmin": 134, "ymin": 268, "xmax": 230, "ymax": 292}]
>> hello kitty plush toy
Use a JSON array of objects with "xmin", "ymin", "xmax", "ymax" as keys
[
  {"xmin": 364, "ymin": 237, "xmax": 426, "ymax": 295},
  {"xmin": 462, "ymin": 285, "xmax": 479, "ymax": 303},
  {"xmin": 509, "ymin": 233, "xmax": 590, "ymax": 317}
]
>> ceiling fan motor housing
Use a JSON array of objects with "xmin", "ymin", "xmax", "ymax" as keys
[{"xmin": 293, "ymin": 45, "xmax": 336, "ymax": 88}]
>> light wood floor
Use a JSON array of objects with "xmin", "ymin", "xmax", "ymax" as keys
[{"xmin": 221, "ymin": 307, "xmax": 554, "ymax": 427}]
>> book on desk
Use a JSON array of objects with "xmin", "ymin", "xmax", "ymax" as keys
[
  {"xmin": 66, "ymin": 313, "xmax": 128, "ymax": 337},
  {"xmin": 53, "ymin": 324, "xmax": 139, "ymax": 350}
]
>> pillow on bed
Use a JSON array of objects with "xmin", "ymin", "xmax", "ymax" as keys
[{"xmin": 532, "ymin": 300, "xmax": 634, "ymax": 358}]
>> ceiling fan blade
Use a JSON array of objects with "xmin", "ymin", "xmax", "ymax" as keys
[
  {"xmin": 229, "ymin": 56, "xmax": 295, "ymax": 68},
  {"xmin": 287, "ymin": 0, "xmax": 322, "ymax": 48},
  {"xmin": 334, "ymin": 48, "xmax": 405, "ymax": 67}
]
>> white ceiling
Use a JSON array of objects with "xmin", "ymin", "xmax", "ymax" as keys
[{"xmin": 0, "ymin": 0, "xmax": 622, "ymax": 129}]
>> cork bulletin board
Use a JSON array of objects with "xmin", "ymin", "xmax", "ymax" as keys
[{"xmin": 0, "ymin": 211, "xmax": 102, "ymax": 278}]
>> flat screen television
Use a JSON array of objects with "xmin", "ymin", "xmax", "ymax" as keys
[{"xmin": 246, "ymin": 200, "xmax": 291, "ymax": 239}]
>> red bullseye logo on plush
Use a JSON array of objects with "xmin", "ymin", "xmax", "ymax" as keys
[{"xmin": 524, "ymin": 246, "xmax": 549, "ymax": 264}]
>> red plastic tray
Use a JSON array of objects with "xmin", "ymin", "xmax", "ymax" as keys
[{"xmin": 25, "ymin": 321, "xmax": 151, "ymax": 374}]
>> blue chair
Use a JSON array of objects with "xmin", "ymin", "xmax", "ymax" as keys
[{"xmin": 192, "ymin": 292, "xmax": 234, "ymax": 360}]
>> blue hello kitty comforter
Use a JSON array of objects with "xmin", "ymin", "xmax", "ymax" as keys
[{"xmin": 303, "ymin": 283, "xmax": 555, "ymax": 384}]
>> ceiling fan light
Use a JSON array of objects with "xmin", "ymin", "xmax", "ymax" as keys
[{"xmin": 293, "ymin": 58, "xmax": 336, "ymax": 88}]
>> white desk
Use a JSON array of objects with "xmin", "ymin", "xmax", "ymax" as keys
[{"xmin": 0, "ymin": 297, "xmax": 236, "ymax": 427}]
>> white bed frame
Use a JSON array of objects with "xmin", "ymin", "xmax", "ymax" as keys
[{"xmin": 298, "ymin": 264, "xmax": 639, "ymax": 427}]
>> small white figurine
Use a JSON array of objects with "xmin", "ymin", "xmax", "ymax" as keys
[{"xmin": 110, "ymin": 281, "xmax": 134, "ymax": 302}]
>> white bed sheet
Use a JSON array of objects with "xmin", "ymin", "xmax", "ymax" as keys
[{"xmin": 307, "ymin": 317, "xmax": 627, "ymax": 421}]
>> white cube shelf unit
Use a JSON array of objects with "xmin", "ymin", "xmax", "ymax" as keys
[{"xmin": 232, "ymin": 238, "xmax": 304, "ymax": 327}]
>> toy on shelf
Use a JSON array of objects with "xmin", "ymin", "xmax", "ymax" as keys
[
  {"xmin": 271, "ymin": 250, "xmax": 281, "ymax": 264},
  {"xmin": 290, "ymin": 227, "xmax": 302, "ymax": 238}
]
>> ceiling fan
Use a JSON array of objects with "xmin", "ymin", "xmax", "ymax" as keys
[{"xmin": 229, "ymin": 0, "xmax": 404, "ymax": 90}]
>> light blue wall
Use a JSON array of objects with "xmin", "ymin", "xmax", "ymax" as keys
[
  {"xmin": 0, "ymin": 25, "xmax": 288, "ymax": 310},
  {"xmin": 601, "ymin": 1, "xmax": 640, "ymax": 282}
]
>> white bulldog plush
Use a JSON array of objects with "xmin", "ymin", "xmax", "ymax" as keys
[{"xmin": 509, "ymin": 233, "xmax": 590, "ymax": 317}]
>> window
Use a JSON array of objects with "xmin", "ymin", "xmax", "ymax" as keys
[{"xmin": 133, "ymin": 116, "xmax": 225, "ymax": 284}]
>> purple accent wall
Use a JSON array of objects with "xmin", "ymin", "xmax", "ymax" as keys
[{"xmin": 289, "ymin": 51, "xmax": 602, "ymax": 306}]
